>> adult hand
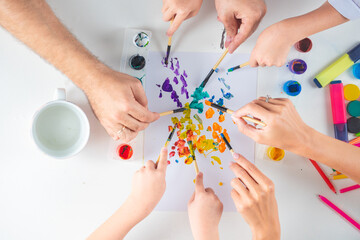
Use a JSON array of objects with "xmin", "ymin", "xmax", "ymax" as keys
[
  {"xmin": 215, "ymin": 0, "xmax": 266, "ymax": 53},
  {"xmin": 128, "ymin": 147, "xmax": 168, "ymax": 218},
  {"xmin": 230, "ymin": 153, "xmax": 280, "ymax": 240},
  {"xmin": 232, "ymin": 97, "xmax": 312, "ymax": 151},
  {"xmin": 162, "ymin": 0, "xmax": 203, "ymax": 36},
  {"xmin": 249, "ymin": 21, "xmax": 297, "ymax": 67},
  {"xmin": 84, "ymin": 68, "xmax": 159, "ymax": 142},
  {"xmin": 188, "ymin": 172, "xmax": 223, "ymax": 240}
]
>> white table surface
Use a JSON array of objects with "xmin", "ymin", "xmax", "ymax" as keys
[{"xmin": 1, "ymin": 0, "xmax": 360, "ymax": 239}]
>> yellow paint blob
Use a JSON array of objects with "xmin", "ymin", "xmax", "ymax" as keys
[
  {"xmin": 193, "ymin": 179, "xmax": 195, "ymax": 183},
  {"xmin": 220, "ymin": 167, "xmax": 223, "ymax": 170},
  {"xmin": 219, "ymin": 182, "xmax": 223, "ymax": 186},
  {"xmin": 344, "ymin": 84, "xmax": 360, "ymax": 101},
  {"xmin": 267, "ymin": 147, "xmax": 285, "ymax": 161},
  {"xmin": 211, "ymin": 156, "xmax": 222, "ymax": 165},
  {"xmin": 211, "ymin": 161, "xmax": 214, "ymax": 165}
]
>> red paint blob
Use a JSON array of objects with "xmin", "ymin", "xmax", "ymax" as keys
[
  {"xmin": 169, "ymin": 151, "xmax": 175, "ymax": 157},
  {"xmin": 294, "ymin": 38, "xmax": 312, "ymax": 53},
  {"xmin": 117, "ymin": 144, "xmax": 133, "ymax": 160},
  {"xmin": 167, "ymin": 160, "xmax": 170, "ymax": 165}
]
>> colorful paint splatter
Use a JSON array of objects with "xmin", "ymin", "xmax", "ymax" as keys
[{"xmin": 159, "ymin": 56, "xmax": 236, "ymax": 183}]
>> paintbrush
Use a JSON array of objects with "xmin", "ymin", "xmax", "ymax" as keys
[
  {"xmin": 187, "ymin": 140, "xmax": 199, "ymax": 175},
  {"xmin": 164, "ymin": 20, "xmax": 173, "ymax": 65},
  {"xmin": 156, "ymin": 123, "xmax": 177, "ymax": 164},
  {"xmin": 159, "ymin": 107, "xmax": 187, "ymax": 117},
  {"xmin": 204, "ymin": 100, "xmax": 267, "ymax": 127},
  {"xmin": 220, "ymin": 133, "xmax": 234, "ymax": 154},
  {"xmin": 200, "ymin": 48, "xmax": 229, "ymax": 88},
  {"xmin": 227, "ymin": 61, "xmax": 250, "ymax": 72}
]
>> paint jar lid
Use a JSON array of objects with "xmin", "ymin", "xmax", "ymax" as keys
[
  {"xmin": 344, "ymin": 84, "xmax": 360, "ymax": 101},
  {"xmin": 294, "ymin": 38, "xmax": 312, "ymax": 53},
  {"xmin": 133, "ymin": 32, "xmax": 150, "ymax": 48},
  {"xmin": 283, "ymin": 80, "xmax": 302, "ymax": 96},
  {"xmin": 117, "ymin": 144, "xmax": 133, "ymax": 160},
  {"xmin": 267, "ymin": 147, "xmax": 285, "ymax": 161},
  {"xmin": 347, "ymin": 100, "xmax": 360, "ymax": 117},
  {"xmin": 288, "ymin": 59, "xmax": 307, "ymax": 74},
  {"xmin": 353, "ymin": 63, "xmax": 360, "ymax": 79},
  {"xmin": 347, "ymin": 117, "xmax": 360, "ymax": 133}
]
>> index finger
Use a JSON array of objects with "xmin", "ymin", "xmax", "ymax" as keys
[
  {"xmin": 167, "ymin": 13, "xmax": 187, "ymax": 36},
  {"xmin": 232, "ymin": 152, "xmax": 273, "ymax": 187},
  {"xmin": 228, "ymin": 20, "xmax": 255, "ymax": 53},
  {"xmin": 157, "ymin": 147, "xmax": 169, "ymax": 172},
  {"xmin": 128, "ymin": 101, "xmax": 160, "ymax": 123},
  {"xmin": 195, "ymin": 172, "xmax": 205, "ymax": 193},
  {"xmin": 232, "ymin": 101, "xmax": 270, "ymax": 121}
]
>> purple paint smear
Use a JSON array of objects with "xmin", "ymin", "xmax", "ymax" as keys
[
  {"xmin": 162, "ymin": 78, "xmax": 173, "ymax": 92},
  {"xmin": 156, "ymin": 56, "xmax": 189, "ymax": 107}
]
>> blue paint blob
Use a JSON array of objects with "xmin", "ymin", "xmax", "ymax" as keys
[
  {"xmin": 175, "ymin": 159, "xmax": 179, "ymax": 163},
  {"xmin": 353, "ymin": 63, "xmax": 360, "ymax": 79},
  {"xmin": 221, "ymin": 88, "xmax": 234, "ymax": 100},
  {"xmin": 283, "ymin": 80, "xmax": 302, "ymax": 96},
  {"xmin": 288, "ymin": 59, "xmax": 307, "ymax": 74}
]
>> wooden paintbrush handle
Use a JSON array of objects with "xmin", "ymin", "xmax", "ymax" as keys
[
  {"xmin": 194, "ymin": 160, "xmax": 199, "ymax": 175},
  {"xmin": 240, "ymin": 61, "xmax": 250, "ymax": 68},
  {"xmin": 159, "ymin": 110, "xmax": 173, "ymax": 117},
  {"xmin": 213, "ymin": 48, "xmax": 229, "ymax": 70},
  {"xmin": 242, "ymin": 116, "xmax": 267, "ymax": 127}
]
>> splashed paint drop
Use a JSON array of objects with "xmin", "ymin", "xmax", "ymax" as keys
[
  {"xmin": 183, "ymin": 70, "xmax": 188, "ymax": 78},
  {"xmin": 173, "ymin": 77, "xmax": 178, "ymax": 84},
  {"xmin": 162, "ymin": 78, "xmax": 173, "ymax": 92},
  {"xmin": 167, "ymin": 160, "xmax": 170, "ymax": 165},
  {"xmin": 219, "ymin": 115, "xmax": 225, "ymax": 122},
  {"xmin": 169, "ymin": 151, "xmax": 175, "ymax": 158},
  {"xmin": 211, "ymin": 156, "xmax": 222, "ymax": 165},
  {"xmin": 205, "ymin": 108, "xmax": 215, "ymax": 119},
  {"xmin": 219, "ymin": 182, "xmax": 223, "ymax": 186},
  {"xmin": 175, "ymin": 159, "xmax": 179, "ymax": 163},
  {"xmin": 218, "ymin": 78, "xmax": 230, "ymax": 90},
  {"xmin": 221, "ymin": 88, "xmax": 234, "ymax": 100}
]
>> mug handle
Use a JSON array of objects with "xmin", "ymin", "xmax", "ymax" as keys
[{"xmin": 54, "ymin": 88, "xmax": 66, "ymax": 101}]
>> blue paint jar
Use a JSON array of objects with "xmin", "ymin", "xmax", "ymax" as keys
[
  {"xmin": 283, "ymin": 80, "xmax": 302, "ymax": 96},
  {"xmin": 353, "ymin": 63, "xmax": 360, "ymax": 79}
]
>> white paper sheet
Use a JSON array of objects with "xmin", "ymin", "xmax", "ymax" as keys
[{"xmin": 145, "ymin": 51, "xmax": 257, "ymax": 211}]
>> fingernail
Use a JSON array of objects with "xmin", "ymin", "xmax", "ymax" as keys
[
  {"xmin": 232, "ymin": 152, "xmax": 240, "ymax": 159},
  {"xmin": 231, "ymin": 116, "xmax": 239, "ymax": 122}
]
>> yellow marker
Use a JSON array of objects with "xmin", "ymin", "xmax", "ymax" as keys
[{"xmin": 314, "ymin": 43, "xmax": 360, "ymax": 88}]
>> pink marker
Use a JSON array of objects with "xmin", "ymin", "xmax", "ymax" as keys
[
  {"xmin": 318, "ymin": 195, "xmax": 360, "ymax": 231},
  {"xmin": 340, "ymin": 184, "xmax": 360, "ymax": 194},
  {"xmin": 329, "ymin": 81, "xmax": 348, "ymax": 142}
]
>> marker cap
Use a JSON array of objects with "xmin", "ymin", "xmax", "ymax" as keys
[{"xmin": 347, "ymin": 43, "xmax": 360, "ymax": 63}]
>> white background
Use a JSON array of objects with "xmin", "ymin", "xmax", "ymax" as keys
[{"xmin": 0, "ymin": 0, "xmax": 360, "ymax": 239}]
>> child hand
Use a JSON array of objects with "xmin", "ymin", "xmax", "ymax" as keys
[
  {"xmin": 162, "ymin": 0, "xmax": 203, "ymax": 36},
  {"xmin": 230, "ymin": 153, "xmax": 280, "ymax": 240},
  {"xmin": 232, "ymin": 97, "xmax": 312, "ymax": 152},
  {"xmin": 128, "ymin": 147, "xmax": 169, "ymax": 219},
  {"xmin": 215, "ymin": 0, "xmax": 266, "ymax": 53},
  {"xmin": 249, "ymin": 21, "xmax": 295, "ymax": 67},
  {"xmin": 188, "ymin": 172, "xmax": 223, "ymax": 240}
]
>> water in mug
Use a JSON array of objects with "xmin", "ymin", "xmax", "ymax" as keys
[{"xmin": 35, "ymin": 105, "xmax": 81, "ymax": 152}]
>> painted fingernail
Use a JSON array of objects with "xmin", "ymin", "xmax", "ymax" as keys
[{"xmin": 232, "ymin": 152, "xmax": 240, "ymax": 159}]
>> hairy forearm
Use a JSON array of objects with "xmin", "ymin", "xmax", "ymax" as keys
[
  {"xmin": 293, "ymin": 127, "xmax": 360, "ymax": 184},
  {"xmin": 277, "ymin": 1, "xmax": 348, "ymax": 44},
  {"xmin": 87, "ymin": 198, "xmax": 145, "ymax": 240},
  {"xmin": 0, "ymin": 0, "xmax": 105, "ymax": 91}
]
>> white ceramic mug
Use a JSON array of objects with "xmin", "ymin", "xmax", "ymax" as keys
[{"xmin": 32, "ymin": 88, "xmax": 90, "ymax": 159}]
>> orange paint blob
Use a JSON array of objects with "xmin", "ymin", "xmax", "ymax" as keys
[
  {"xmin": 207, "ymin": 126, "xmax": 212, "ymax": 131},
  {"xmin": 219, "ymin": 182, "xmax": 223, "ymax": 186},
  {"xmin": 185, "ymin": 156, "xmax": 194, "ymax": 164},
  {"xmin": 219, "ymin": 115, "xmax": 225, "ymax": 122},
  {"xmin": 219, "ymin": 142, "xmax": 226, "ymax": 153},
  {"xmin": 205, "ymin": 108, "xmax": 215, "ymax": 119},
  {"xmin": 213, "ymin": 122, "xmax": 222, "ymax": 132}
]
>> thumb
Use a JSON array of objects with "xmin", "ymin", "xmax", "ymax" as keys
[
  {"xmin": 195, "ymin": 172, "xmax": 205, "ymax": 193},
  {"xmin": 157, "ymin": 147, "xmax": 169, "ymax": 172}
]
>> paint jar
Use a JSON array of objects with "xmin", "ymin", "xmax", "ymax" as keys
[
  {"xmin": 129, "ymin": 54, "xmax": 146, "ymax": 70},
  {"xmin": 283, "ymin": 80, "xmax": 302, "ymax": 96},
  {"xmin": 294, "ymin": 38, "xmax": 312, "ymax": 53},
  {"xmin": 288, "ymin": 59, "xmax": 307, "ymax": 74},
  {"xmin": 133, "ymin": 32, "xmax": 150, "ymax": 48},
  {"xmin": 353, "ymin": 63, "xmax": 360, "ymax": 79},
  {"xmin": 117, "ymin": 143, "xmax": 133, "ymax": 160},
  {"xmin": 267, "ymin": 147, "xmax": 285, "ymax": 161}
]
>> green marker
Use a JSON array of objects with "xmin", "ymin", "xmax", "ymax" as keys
[{"xmin": 314, "ymin": 43, "xmax": 360, "ymax": 88}]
